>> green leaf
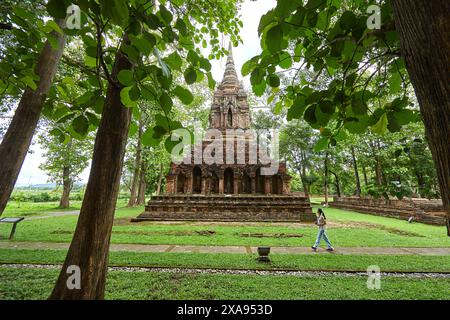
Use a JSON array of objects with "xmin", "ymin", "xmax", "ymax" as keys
[
  {"xmin": 129, "ymin": 85, "xmax": 140, "ymax": 101},
  {"xmin": 159, "ymin": 5, "xmax": 173, "ymax": 25},
  {"xmin": 117, "ymin": 70, "xmax": 134, "ymax": 86},
  {"xmin": 287, "ymin": 95, "xmax": 306, "ymax": 121},
  {"xmin": 20, "ymin": 76, "xmax": 37, "ymax": 90},
  {"xmin": 184, "ymin": 67, "xmax": 197, "ymax": 84},
  {"xmin": 278, "ymin": 52, "xmax": 292, "ymax": 69},
  {"xmin": 187, "ymin": 50, "xmax": 200, "ymax": 66},
  {"xmin": 253, "ymin": 81, "xmax": 267, "ymax": 97},
  {"xmin": 46, "ymin": 20, "xmax": 64, "ymax": 35},
  {"xmin": 173, "ymin": 85, "xmax": 194, "ymax": 105},
  {"xmin": 164, "ymin": 135, "xmax": 181, "ymax": 154},
  {"xmin": 315, "ymin": 104, "xmax": 331, "ymax": 126},
  {"xmin": 258, "ymin": 9, "xmax": 276, "ymax": 35},
  {"xmin": 267, "ymin": 74, "xmax": 280, "ymax": 87},
  {"xmin": 339, "ymin": 11, "xmax": 357, "ymax": 32},
  {"xmin": 305, "ymin": 0, "xmax": 324, "ymax": 10},
  {"xmin": 394, "ymin": 109, "xmax": 416, "ymax": 125},
  {"xmin": 304, "ymin": 105, "xmax": 317, "ymax": 124},
  {"xmin": 164, "ymin": 52, "xmax": 183, "ymax": 71},
  {"xmin": 371, "ymin": 113, "xmax": 388, "ymax": 135},
  {"xmin": 207, "ymin": 72, "xmax": 216, "ymax": 90},
  {"xmin": 100, "ymin": 0, "xmax": 129, "ymax": 27},
  {"xmin": 351, "ymin": 96, "xmax": 368, "ymax": 115},
  {"xmin": 72, "ymin": 115, "xmax": 89, "ymax": 136},
  {"xmin": 265, "ymin": 25, "xmax": 283, "ymax": 53},
  {"xmin": 199, "ymin": 58, "xmax": 212, "ymax": 72},
  {"xmin": 145, "ymin": 14, "xmax": 162, "ymax": 30},
  {"xmin": 389, "ymin": 72, "xmax": 402, "ymax": 94},
  {"xmin": 46, "ymin": 0, "xmax": 69, "ymax": 19},
  {"xmin": 131, "ymin": 36, "xmax": 153, "ymax": 56},
  {"xmin": 175, "ymin": 18, "xmax": 187, "ymax": 36},
  {"xmin": 120, "ymin": 87, "xmax": 137, "ymax": 108},
  {"xmin": 241, "ymin": 58, "xmax": 258, "ymax": 76},
  {"xmin": 141, "ymin": 128, "xmax": 160, "ymax": 147},
  {"xmin": 314, "ymin": 136, "xmax": 329, "ymax": 152},
  {"xmin": 344, "ymin": 116, "xmax": 369, "ymax": 134},
  {"xmin": 159, "ymin": 92, "xmax": 173, "ymax": 113},
  {"xmin": 387, "ymin": 113, "xmax": 401, "ymax": 133},
  {"xmin": 275, "ymin": 0, "xmax": 301, "ymax": 18},
  {"xmin": 250, "ymin": 68, "xmax": 265, "ymax": 86}
]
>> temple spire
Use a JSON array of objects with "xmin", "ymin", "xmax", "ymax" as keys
[{"xmin": 221, "ymin": 42, "xmax": 239, "ymax": 88}]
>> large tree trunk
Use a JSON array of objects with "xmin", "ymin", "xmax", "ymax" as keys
[
  {"xmin": 59, "ymin": 166, "xmax": 71, "ymax": 209},
  {"xmin": 0, "ymin": 19, "xmax": 66, "ymax": 216},
  {"xmin": 49, "ymin": 35, "xmax": 132, "ymax": 299},
  {"xmin": 127, "ymin": 121, "xmax": 142, "ymax": 207},
  {"xmin": 350, "ymin": 146, "xmax": 361, "ymax": 197},
  {"xmin": 392, "ymin": 0, "xmax": 450, "ymax": 235}
]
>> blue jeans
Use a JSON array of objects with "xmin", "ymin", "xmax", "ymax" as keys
[{"xmin": 313, "ymin": 228, "xmax": 333, "ymax": 249}]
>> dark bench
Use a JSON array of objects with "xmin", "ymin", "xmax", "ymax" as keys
[{"xmin": 0, "ymin": 217, "xmax": 24, "ymax": 240}]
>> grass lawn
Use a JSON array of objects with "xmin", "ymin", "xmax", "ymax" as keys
[
  {"xmin": 0, "ymin": 267, "xmax": 448, "ymax": 300},
  {"xmin": 1, "ymin": 199, "xmax": 449, "ymax": 301},
  {"xmin": 1, "ymin": 201, "xmax": 449, "ymax": 247},
  {"xmin": 1, "ymin": 249, "xmax": 450, "ymax": 272}
]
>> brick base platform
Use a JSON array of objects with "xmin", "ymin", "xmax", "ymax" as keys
[
  {"xmin": 132, "ymin": 194, "xmax": 316, "ymax": 222},
  {"xmin": 329, "ymin": 196, "xmax": 447, "ymax": 226}
]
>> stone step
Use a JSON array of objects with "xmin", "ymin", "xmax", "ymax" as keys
[
  {"xmin": 133, "ymin": 211, "xmax": 316, "ymax": 222},
  {"xmin": 145, "ymin": 204, "xmax": 311, "ymax": 212}
]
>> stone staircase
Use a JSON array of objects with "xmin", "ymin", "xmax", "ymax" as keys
[{"xmin": 132, "ymin": 194, "xmax": 316, "ymax": 222}]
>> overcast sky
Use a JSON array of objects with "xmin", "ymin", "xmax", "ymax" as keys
[{"xmin": 14, "ymin": 0, "xmax": 277, "ymax": 186}]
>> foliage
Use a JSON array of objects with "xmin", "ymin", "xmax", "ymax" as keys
[
  {"xmin": 38, "ymin": 124, "xmax": 92, "ymax": 189},
  {"xmin": 244, "ymin": 0, "xmax": 421, "ymax": 149},
  {"xmin": 39, "ymin": 0, "xmax": 242, "ymax": 154}
]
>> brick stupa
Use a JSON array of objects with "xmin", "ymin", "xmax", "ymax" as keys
[{"xmin": 133, "ymin": 44, "xmax": 315, "ymax": 222}]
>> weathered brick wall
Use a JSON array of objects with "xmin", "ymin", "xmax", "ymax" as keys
[{"xmin": 330, "ymin": 196, "xmax": 446, "ymax": 226}]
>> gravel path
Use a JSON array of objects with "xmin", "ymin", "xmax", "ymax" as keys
[{"xmin": 1, "ymin": 263, "xmax": 449, "ymax": 279}]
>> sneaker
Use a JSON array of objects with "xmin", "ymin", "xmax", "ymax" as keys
[
  {"xmin": 311, "ymin": 246, "xmax": 317, "ymax": 252},
  {"xmin": 326, "ymin": 247, "xmax": 334, "ymax": 252}
]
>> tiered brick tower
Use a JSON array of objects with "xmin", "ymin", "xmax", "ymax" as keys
[{"xmin": 133, "ymin": 45, "xmax": 315, "ymax": 222}]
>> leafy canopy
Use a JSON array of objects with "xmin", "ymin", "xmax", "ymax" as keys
[{"xmin": 244, "ymin": 0, "xmax": 419, "ymax": 151}]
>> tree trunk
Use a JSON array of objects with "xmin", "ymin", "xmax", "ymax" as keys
[
  {"xmin": 350, "ymin": 146, "xmax": 361, "ymax": 197},
  {"xmin": 298, "ymin": 152, "xmax": 310, "ymax": 198},
  {"xmin": 330, "ymin": 170, "xmax": 341, "ymax": 198},
  {"xmin": 49, "ymin": 35, "xmax": 132, "ymax": 299},
  {"xmin": 127, "ymin": 121, "xmax": 142, "ymax": 207},
  {"xmin": 0, "ymin": 19, "xmax": 66, "ymax": 216},
  {"xmin": 136, "ymin": 157, "xmax": 147, "ymax": 205},
  {"xmin": 156, "ymin": 162, "xmax": 164, "ymax": 196},
  {"xmin": 362, "ymin": 165, "xmax": 368, "ymax": 186},
  {"xmin": 59, "ymin": 166, "xmax": 71, "ymax": 209},
  {"xmin": 323, "ymin": 152, "xmax": 329, "ymax": 205},
  {"xmin": 392, "ymin": 0, "xmax": 450, "ymax": 235}
]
